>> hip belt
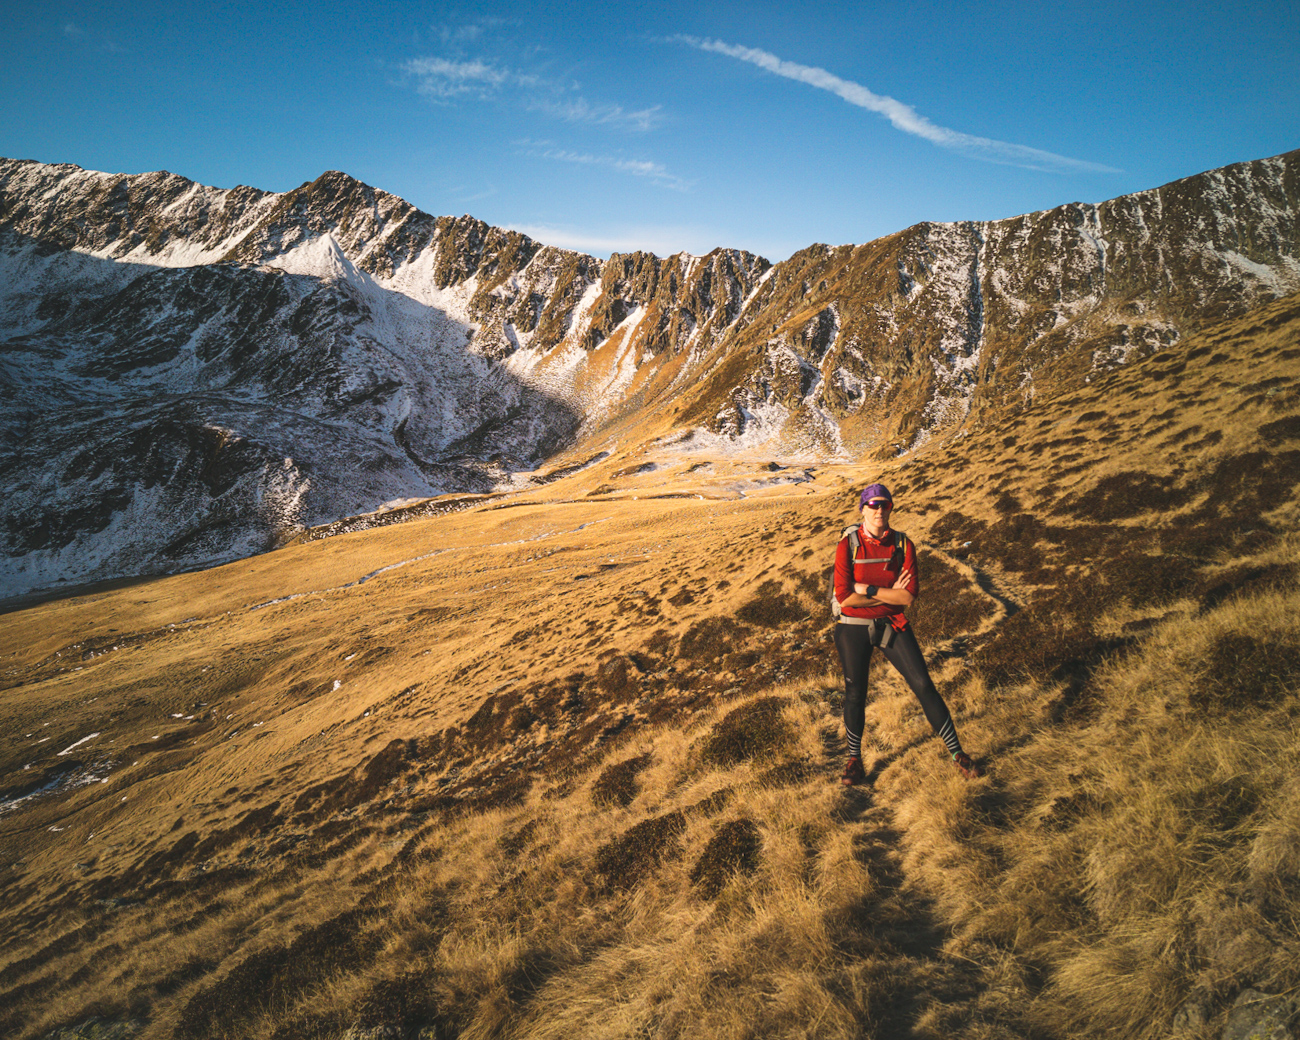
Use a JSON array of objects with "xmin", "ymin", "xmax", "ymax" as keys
[{"xmin": 837, "ymin": 616, "xmax": 899, "ymax": 648}]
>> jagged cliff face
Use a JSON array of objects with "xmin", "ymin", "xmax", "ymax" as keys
[
  {"xmin": 2, "ymin": 150, "xmax": 1298, "ymax": 595},
  {"xmin": 676, "ymin": 154, "xmax": 1300, "ymax": 454}
]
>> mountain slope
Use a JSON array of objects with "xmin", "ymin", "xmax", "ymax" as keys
[
  {"xmin": 2, "ymin": 149, "xmax": 1298, "ymax": 597},
  {"xmin": 1, "ymin": 290, "xmax": 1297, "ymax": 1040}
]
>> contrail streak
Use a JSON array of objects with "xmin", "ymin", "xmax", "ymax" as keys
[{"xmin": 675, "ymin": 36, "xmax": 1120, "ymax": 174}]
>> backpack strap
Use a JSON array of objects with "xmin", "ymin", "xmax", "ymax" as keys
[
  {"xmin": 830, "ymin": 525, "xmax": 860, "ymax": 619},
  {"xmin": 890, "ymin": 530, "xmax": 909, "ymax": 569}
]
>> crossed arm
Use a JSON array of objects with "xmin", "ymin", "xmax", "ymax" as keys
[{"xmin": 841, "ymin": 566, "xmax": 916, "ymax": 610}]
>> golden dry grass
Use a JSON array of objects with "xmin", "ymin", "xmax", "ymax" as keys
[{"xmin": 1, "ymin": 292, "xmax": 1299, "ymax": 1039}]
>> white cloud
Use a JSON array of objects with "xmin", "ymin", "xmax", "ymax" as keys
[
  {"xmin": 518, "ymin": 140, "xmax": 691, "ymax": 191},
  {"xmin": 399, "ymin": 48, "xmax": 665, "ymax": 135},
  {"xmin": 675, "ymin": 36, "xmax": 1121, "ymax": 174},
  {"xmin": 402, "ymin": 57, "xmax": 508, "ymax": 98},
  {"xmin": 437, "ymin": 22, "xmax": 496, "ymax": 44},
  {"xmin": 533, "ymin": 98, "xmax": 666, "ymax": 133},
  {"xmin": 450, "ymin": 185, "xmax": 498, "ymax": 205}
]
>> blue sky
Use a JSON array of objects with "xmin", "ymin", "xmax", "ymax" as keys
[{"xmin": 3, "ymin": 1, "xmax": 1296, "ymax": 261}]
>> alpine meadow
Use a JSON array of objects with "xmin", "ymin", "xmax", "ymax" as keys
[{"xmin": 2, "ymin": 149, "xmax": 1299, "ymax": 1040}]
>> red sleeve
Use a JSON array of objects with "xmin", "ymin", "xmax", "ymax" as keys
[
  {"xmin": 834, "ymin": 535, "xmax": 854, "ymax": 604},
  {"xmin": 903, "ymin": 537, "xmax": 919, "ymax": 597}
]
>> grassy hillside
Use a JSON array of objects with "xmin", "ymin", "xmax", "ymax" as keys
[{"xmin": 2, "ymin": 292, "xmax": 1299, "ymax": 1040}]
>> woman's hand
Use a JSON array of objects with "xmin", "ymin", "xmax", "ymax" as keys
[{"xmin": 847, "ymin": 570, "xmax": 913, "ymax": 608}]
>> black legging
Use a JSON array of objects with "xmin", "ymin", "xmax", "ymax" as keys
[{"xmin": 833, "ymin": 622, "xmax": 961, "ymax": 755}]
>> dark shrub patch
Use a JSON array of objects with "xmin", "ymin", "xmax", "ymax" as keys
[
  {"xmin": 0, "ymin": 974, "xmax": 60, "ymax": 1036},
  {"xmin": 286, "ymin": 679, "xmax": 332, "ymax": 702},
  {"xmin": 593, "ymin": 811, "xmax": 687, "ymax": 891},
  {"xmin": 186, "ymin": 804, "xmax": 284, "ymax": 864},
  {"xmin": 0, "ymin": 920, "xmax": 111, "ymax": 987},
  {"xmin": 678, "ymin": 617, "xmax": 750, "ymax": 663},
  {"xmin": 736, "ymin": 580, "xmax": 807, "ymax": 627},
  {"xmin": 310, "ymin": 739, "xmax": 419, "ymax": 815},
  {"xmin": 153, "ymin": 956, "xmax": 218, "ymax": 995},
  {"xmin": 293, "ymin": 825, "xmax": 373, "ymax": 870},
  {"xmin": 627, "ymin": 651, "xmax": 659, "ymax": 674},
  {"xmin": 1160, "ymin": 425, "xmax": 1200, "ymax": 447},
  {"xmin": 1259, "ymin": 416, "xmax": 1300, "ymax": 445},
  {"xmin": 700, "ymin": 697, "xmax": 794, "ymax": 767},
  {"xmin": 689, "ymin": 787, "xmax": 734, "ymax": 816},
  {"xmin": 293, "ymin": 777, "xmax": 343, "ymax": 814},
  {"xmin": 1107, "ymin": 554, "xmax": 1198, "ymax": 607},
  {"xmin": 796, "ymin": 568, "xmax": 824, "ymax": 599},
  {"xmin": 174, "ymin": 900, "xmax": 227, "ymax": 935},
  {"xmin": 1157, "ymin": 526, "xmax": 1236, "ymax": 560},
  {"xmin": 1190, "ymin": 635, "xmax": 1300, "ymax": 714},
  {"xmin": 597, "ymin": 656, "xmax": 634, "ymax": 695},
  {"xmin": 1042, "ymin": 522, "xmax": 1126, "ymax": 559},
  {"xmin": 497, "ymin": 821, "xmax": 542, "ymax": 862},
  {"xmin": 992, "ymin": 492, "xmax": 1021, "ymax": 514},
  {"xmin": 1182, "ymin": 778, "xmax": 1261, "ymax": 834},
  {"xmin": 1190, "ymin": 450, "xmax": 1300, "ymax": 519},
  {"xmin": 973, "ymin": 610, "xmax": 1105, "ymax": 687},
  {"xmin": 645, "ymin": 628, "xmax": 674, "ymax": 657},
  {"xmin": 987, "ymin": 512, "xmax": 1048, "ymax": 549},
  {"xmin": 930, "ymin": 510, "xmax": 986, "ymax": 545},
  {"xmin": 1068, "ymin": 470, "xmax": 1193, "ymax": 521},
  {"xmin": 908, "ymin": 551, "xmax": 992, "ymax": 642},
  {"xmin": 690, "ymin": 818, "xmax": 762, "ymax": 898},
  {"xmin": 268, "ymin": 1009, "xmax": 350, "ymax": 1040},
  {"xmin": 352, "ymin": 968, "xmax": 451, "ymax": 1038},
  {"xmin": 1158, "ymin": 523, "xmax": 1278, "ymax": 564},
  {"xmin": 177, "ymin": 908, "xmax": 382, "ymax": 1039},
  {"xmin": 756, "ymin": 758, "xmax": 813, "ymax": 788},
  {"xmin": 722, "ymin": 649, "xmax": 761, "ymax": 672},
  {"xmin": 978, "ymin": 513, "xmax": 1049, "ymax": 571},
  {"xmin": 1199, "ymin": 563, "xmax": 1297, "ymax": 612},
  {"xmin": 970, "ymin": 582, "xmax": 1122, "ymax": 688},
  {"xmin": 592, "ymin": 753, "xmax": 653, "ymax": 807}
]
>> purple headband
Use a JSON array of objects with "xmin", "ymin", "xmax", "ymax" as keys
[{"xmin": 859, "ymin": 483, "xmax": 893, "ymax": 508}]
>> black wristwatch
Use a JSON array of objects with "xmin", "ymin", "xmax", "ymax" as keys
[{"xmin": 865, "ymin": 585, "xmax": 878, "ymax": 598}]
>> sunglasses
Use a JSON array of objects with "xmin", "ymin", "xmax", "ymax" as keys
[{"xmin": 863, "ymin": 500, "xmax": 892, "ymax": 509}]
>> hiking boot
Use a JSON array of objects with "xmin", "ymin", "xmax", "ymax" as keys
[
  {"xmin": 953, "ymin": 752, "xmax": 982, "ymax": 779},
  {"xmin": 840, "ymin": 756, "xmax": 866, "ymax": 786}
]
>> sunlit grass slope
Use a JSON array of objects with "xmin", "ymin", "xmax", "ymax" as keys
[{"xmin": 2, "ymin": 292, "xmax": 1299, "ymax": 1039}]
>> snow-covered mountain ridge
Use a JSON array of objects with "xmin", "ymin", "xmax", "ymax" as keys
[{"xmin": 2, "ymin": 150, "xmax": 1298, "ymax": 596}]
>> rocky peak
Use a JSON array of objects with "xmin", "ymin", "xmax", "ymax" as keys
[{"xmin": 2, "ymin": 148, "xmax": 1299, "ymax": 596}]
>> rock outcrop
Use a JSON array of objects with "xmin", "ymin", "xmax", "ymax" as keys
[{"xmin": 2, "ymin": 149, "xmax": 1298, "ymax": 595}]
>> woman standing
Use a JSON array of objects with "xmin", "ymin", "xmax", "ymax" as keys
[{"xmin": 833, "ymin": 483, "xmax": 980, "ymax": 784}]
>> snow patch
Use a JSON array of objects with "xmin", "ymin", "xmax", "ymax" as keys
[{"xmin": 58, "ymin": 733, "xmax": 101, "ymax": 756}]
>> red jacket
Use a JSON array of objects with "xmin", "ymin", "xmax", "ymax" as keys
[{"xmin": 834, "ymin": 526, "xmax": 918, "ymax": 625}]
